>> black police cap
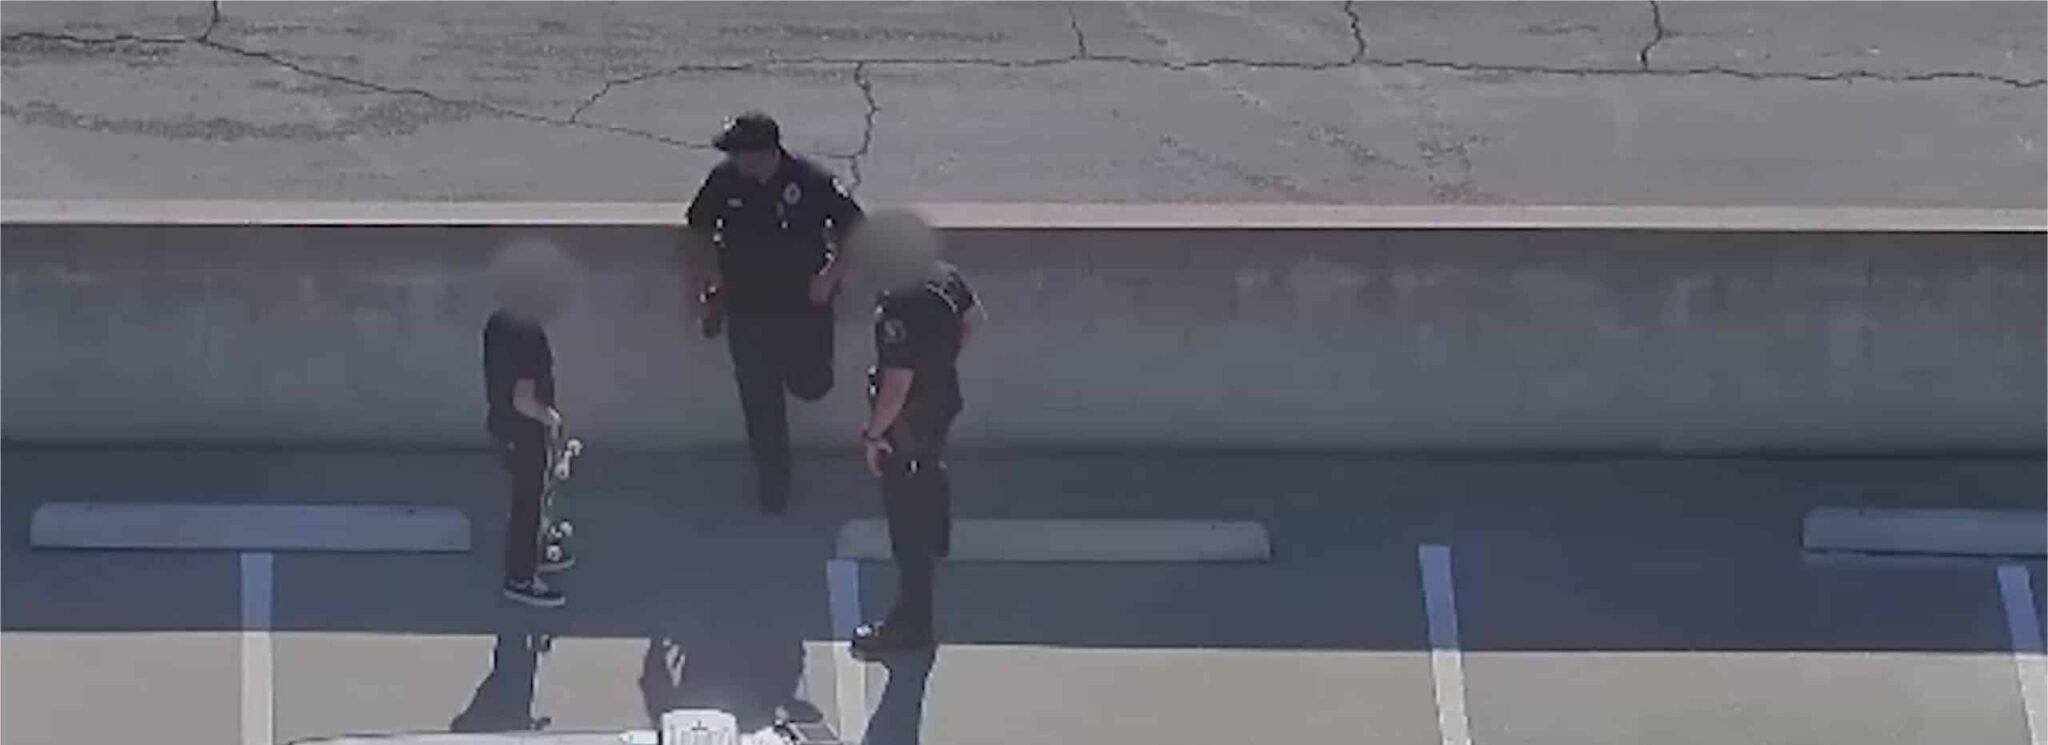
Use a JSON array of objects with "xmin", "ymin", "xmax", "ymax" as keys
[{"xmin": 713, "ymin": 112, "xmax": 781, "ymax": 152}]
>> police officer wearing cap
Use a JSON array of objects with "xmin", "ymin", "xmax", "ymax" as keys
[
  {"xmin": 684, "ymin": 112, "xmax": 864, "ymax": 514},
  {"xmin": 853, "ymin": 259, "xmax": 981, "ymax": 655}
]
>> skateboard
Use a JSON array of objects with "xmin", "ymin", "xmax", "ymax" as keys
[
  {"xmin": 541, "ymin": 425, "xmax": 582, "ymax": 565},
  {"xmin": 656, "ymin": 709, "xmax": 847, "ymax": 745}
]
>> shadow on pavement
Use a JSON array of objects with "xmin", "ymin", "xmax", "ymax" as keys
[
  {"xmin": 638, "ymin": 634, "xmax": 816, "ymax": 734},
  {"xmin": 451, "ymin": 631, "xmax": 552, "ymax": 733},
  {"xmin": 861, "ymin": 649, "xmax": 937, "ymax": 745}
]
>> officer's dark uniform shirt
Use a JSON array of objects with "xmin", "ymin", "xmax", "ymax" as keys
[
  {"xmin": 875, "ymin": 264, "xmax": 977, "ymax": 417},
  {"xmin": 685, "ymin": 153, "xmax": 863, "ymax": 314},
  {"xmin": 483, "ymin": 310, "xmax": 555, "ymax": 437}
]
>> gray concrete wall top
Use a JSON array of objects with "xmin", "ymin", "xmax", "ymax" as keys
[
  {"xmin": 4, "ymin": 222, "xmax": 2040, "ymax": 454},
  {"xmin": 6, "ymin": 199, "xmax": 2046, "ymax": 232},
  {"xmin": 3, "ymin": 2, "xmax": 2043, "ymax": 207}
]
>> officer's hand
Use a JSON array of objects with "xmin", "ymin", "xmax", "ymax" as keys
[
  {"xmin": 808, "ymin": 273, "xmax": 838, "ymax": 306},
  {"xmin": 696, "ymin": 285, "xmax": 723, "ymax": 339},
  {"xmin": 863, "ymin": 436, "xmax": 893, "ymax": 477}
]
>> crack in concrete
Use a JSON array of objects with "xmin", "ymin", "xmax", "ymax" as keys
[
  {"xmin": 1361, "ymin": 56, "xmax": 2044, "ymax": 88},
  {"xmin": 1639, "ymin": 1, "xmax": 1667, "ymax": 71},
  {"xmin": 1118, "ymin": 1, "xmax": 1411, "ymax": 195},
  {"xmin": 191, "ymin": 37, "xmax": 732, "ymax": 149},
  {"xmin": 1, "ymin": 29, "xmax": 190, "ymax": 48},
  {"xmin": 846, "ymin": 61, "xmax": 879, "ymax": 193},
  {"xmin": 5, "ymin": 0, "xmax": 2041, "ymax": 170},
  {"xmin": 20, "ymin": 27, "xmax": 2040, "ymax": 90},
  {"xmin": 1068, "ymin": 8, "xmax": 1090, "ymax": 59},
  {"xmin": 578, "ymin": 39, "xmax": 2043, "ymax": 90},
  {"xmin": 1342, "ymin": 0, "xmax": 1367, "ymax": 65},
  {"xmin": 559, "ymin": 57, "xmax": 878, "ymax": 186},
  {"xmin": 1, "ymin": 95, "xmax": 477, "ymax": 142},
  {"xmin": 5, "ymin": 2, "xmax": 726, "ymax": 152},
  {"xmin": 0, "ymin": 0, "xmax": 223, "ymax": 49},
  {"xmin": 194, "ymin": 39, "xmax": 516, "ymax": 118},
  {"xmin": 1371, "ymin": 70, "xmax": 1497, "ymax": 205},
  {"xmin": 1157, "ymin": 130, "xmax": 1326, "ymax": 202},
  {"xmin": 1121, "ymin": 1, "xmax": 1356, "ymax": 201},
  {"xmin": 566, "ymin": 79, "xmax": 614, "ymax": 125},
  {"xmin": 199, "ymin": 0, "xmax": 223, "ymax": 44},
  {"xmin": 566, "ymin": 62, "xmax": 759, "ymax": 126}
]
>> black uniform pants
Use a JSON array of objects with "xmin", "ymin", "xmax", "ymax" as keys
[
  {"xmin": 877, "ymin": 407, "xmax": 956, "ymax": 637},
  {"xmin": 496, "ymin": 425, "xmax": 547, "ymax": 583},
  {"xmin": 726, "ymin": 307, "xmax": 835, "ymax": 508}
]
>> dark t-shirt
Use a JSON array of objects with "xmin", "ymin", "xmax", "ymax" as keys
[
  {"xmin": 483, "ymin": 310, "xmax": 555, "ymax": 438},
  {"xmin": 875, "ymin": 263, "xmax": 977, "ymax": 415},
  {"xmin": 684, "ymin": 153, "xmax": 863, "ymax": 314}
]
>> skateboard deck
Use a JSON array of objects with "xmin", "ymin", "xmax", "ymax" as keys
[{"xmin": 541, "ymin": 426, "xmax": 581, "ymax": 563}]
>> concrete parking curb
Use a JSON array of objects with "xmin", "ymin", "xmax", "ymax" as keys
[
  {"xmin": 835, "ymin": 519, "xmax": 1272, "ymax": 562},
  {"xmin": 30, "ymin": 503, "xmax": 472, "ymax": 553},
  {"xmin": 1803, "ymin": 507, "xmax": 2047, "ymax": 559}
]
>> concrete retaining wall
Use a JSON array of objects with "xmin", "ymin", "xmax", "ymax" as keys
[{"xmin": 3, "ymin": 218, "xmax": 2041, "ymax": 453}]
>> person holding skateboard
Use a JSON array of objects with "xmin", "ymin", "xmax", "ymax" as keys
[
  {"xmin": 483, "ymin": 236, "xmax": 580, "ymax": 608},
  {"xmin": 682, "ymin": 112, "xmax": 865, "ymax": 515},
  {"xmin": 849, "ymin": 215, "xmax": 981, "ymax": 654}
]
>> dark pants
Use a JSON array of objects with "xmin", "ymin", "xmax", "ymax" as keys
[
  {"xmin": 727, "ymin": 307, "xmax": 835, "ymax": 509},
  {"xmin": 496, "ymin": 425, "xmax": 547, "ymax": 583},
  {"xmin": 877, "ymin": 408, "xmax": 956, "ymax": 637}
]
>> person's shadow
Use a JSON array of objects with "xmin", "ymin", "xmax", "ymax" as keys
[
  {"xmin": 639, "ymin": 632, "xmax": 820, "ymax": 734},
  {"xmin": 859, "ymin": 649, "xmax": 937, "ymax": 745},
  {"xmin": 451, "ymin": 631, "xmax": 553, "ymax": 733}
]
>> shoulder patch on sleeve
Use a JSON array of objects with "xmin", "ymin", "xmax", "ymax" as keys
[{"xmin": 880, "ymin": 317, "xmax": 907, "ymax": 345}]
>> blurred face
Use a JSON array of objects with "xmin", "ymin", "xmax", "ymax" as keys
[
  {"xmin": 488, "ymin": 236, "xmax": 581, "ymax": 323},
  {"xmin": 502, "ymin": 278, "xmax": 569, "ymax": 323},
  {"xmin": 731, "ymin": 148, "xmax": 781, "ymax": 182},
  {"xmin": 847, "ymin": 208, "xmax": 944, "ymax": 295}
]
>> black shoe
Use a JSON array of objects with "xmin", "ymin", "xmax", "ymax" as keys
[
  {"xmin": 538, "ymin": 543, "xmax": 576, "ymax": 573},
  {"xmin": 758, "ymin": 474, "xmax": 790, "ymax": 515},
  {"xmin": 851, "ymin": 622, "xmax": 933, "ymax": 656},
  {"xmin": 503, "ymin": 578, "xmax": 566, "ymax": 608}
]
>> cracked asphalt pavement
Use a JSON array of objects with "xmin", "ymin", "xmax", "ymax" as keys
[{"xmin": 2, "ymin": 1, "xmax": 2042, "ymax": 206}]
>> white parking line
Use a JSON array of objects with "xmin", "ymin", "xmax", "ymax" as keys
[
  {"xmin": 241, "ymin": 552, "xmax": 275, "ymax": 745},
  {"xmin": 825, "ymin": 559, "xmax": 871, "ymax": 741},
  {"xmin": 1997, "ymin": 564, "xmax": 2046, "ymax": 745},
  {"xmin": 1420, "ymin": 545, "xmax": 1474, "ymax": 745}
]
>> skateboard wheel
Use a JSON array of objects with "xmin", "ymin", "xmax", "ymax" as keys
[
  {"xmin": 544, "ymin": 544, "xmax": 563, "ymax": 562},
  {"xmin": 556, "ymin": 521, "xmax": 574, "ymax": 539}
]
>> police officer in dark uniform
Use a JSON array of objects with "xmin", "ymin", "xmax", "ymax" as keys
[
  {"xmin": 684, "ymin": 112, "xmax": 864, "ymax": 514},
  {"xmin": 853, "ymin": 259, "xmax": 980, "ymax": 654}
]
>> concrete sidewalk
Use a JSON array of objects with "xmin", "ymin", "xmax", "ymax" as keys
[
  {"xmin": 3, "ymin": 449, "xmax": 2042, "ymax": 744},
  {"xmin": 4, "ymin": 2, "xmax": 2043, "ymax": 207}
]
